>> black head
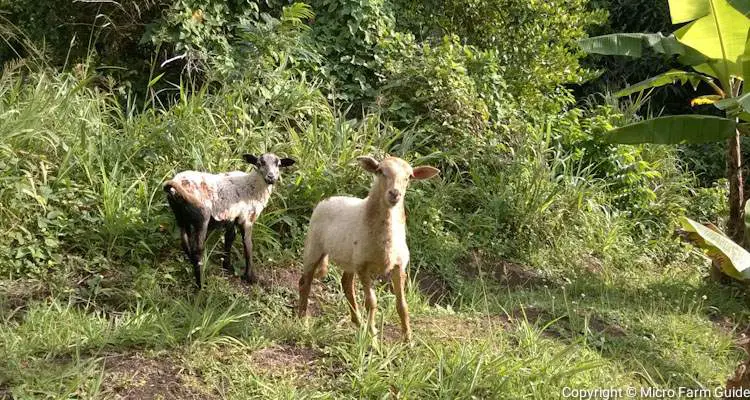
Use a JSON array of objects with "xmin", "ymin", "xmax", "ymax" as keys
[{"xmin": 243, "ymin": 153, "xmax": 296, "ymax": 185}]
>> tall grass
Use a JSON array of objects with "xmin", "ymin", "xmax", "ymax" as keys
[{"xmin": 0, "ymin": 59, "xmax": 739, "ymax": 398}]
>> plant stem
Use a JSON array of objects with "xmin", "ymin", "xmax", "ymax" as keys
[{"xmin": 726, "ymin": 128, "xmax": 745, "ymax": 245}]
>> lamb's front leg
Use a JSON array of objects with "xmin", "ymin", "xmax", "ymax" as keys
[
  {"xmin": 240, "ymin": 223, "xmax": 257, "ymax": 284},
  {"xmin": 391, "ymin": 266, "xmax": 411, "ymax": 342},
  {"xmin": 192, "ymin": 219, "xmax": 209, "ymax": 289},
  {"xmin": 359, "ymin": 273, "xmax": 377, "ymax": 336},
  {"xmin": 223, "ymin": 224, "xmax": 236, "ymax": 274}
]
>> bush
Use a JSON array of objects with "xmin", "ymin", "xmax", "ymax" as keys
[
  {"xmin": 0, "ymin": 0, "xmax": 713, "ymax": 288},
  {"xmin": 379, "ymin": 35, "xmax": 493, "ymax": 147},
  {"xmin": 392, "ymin": 0, "xmax": 605, "ymax": 113},
  {"xmin": 1, "ymin": 0, "xmax": 168, "ymax": 81}
]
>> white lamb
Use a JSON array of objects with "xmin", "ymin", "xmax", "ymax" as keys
[
  {"xmin": 164, "ymin": 153, "xmax": 295, "ymax": 288},
  {"xmin": 297, "ymin": 155, "xmax": 440, "ymax": 341}
]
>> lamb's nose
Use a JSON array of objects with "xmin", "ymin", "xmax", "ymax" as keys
[{"xmin": 388, "ymin": 189, "xmax": 401, "ymax": 203}]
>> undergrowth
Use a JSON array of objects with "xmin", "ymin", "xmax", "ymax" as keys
[{"xmin": 0, "ymin": 0, "xmax": 744, "ymax": 397}]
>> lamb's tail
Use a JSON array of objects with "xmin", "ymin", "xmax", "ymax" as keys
[
  {"xmin": 163, "ymin": 180, "xmax": 203, "ymax": 210},
  {"xmin": 164, "ymin": 180, "xmax": 194, "ymax": 201},
  {"xmin": 163, "ymin": 180, "xmax": 177, "ymax": 195}
]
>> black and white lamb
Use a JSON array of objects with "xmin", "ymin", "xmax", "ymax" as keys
[{"xmin": 164, "ymin": 153, "xmax": 295, "ymax": 288}]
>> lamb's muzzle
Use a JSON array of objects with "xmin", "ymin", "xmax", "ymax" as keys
[{"xmin": 297, "ymin": 155, "xmax": 440, "ymax": 341}]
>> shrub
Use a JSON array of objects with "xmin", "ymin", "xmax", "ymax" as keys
[
  {"xmin": 551, "ymin": 101, "xmax": 697, "ymax": 238},
  {"xmin": 379, "ymin": 35, "xmax": 492, "ymax": 147},
  {"xmin": 392, "ymin": 0, "xmax": 605, "ymax": 113},
  {"xmin": 1, "ymin": 0, "xmax": 168, "ymax": 81}
]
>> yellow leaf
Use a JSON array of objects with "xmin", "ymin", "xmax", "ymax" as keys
[
  {"xmin": 192, "ymin": 9, "xmax": 204, "ymax": 23},
  {"xmin": 690, "ymin": 95, "xmax": 722, "ymax": 106}
]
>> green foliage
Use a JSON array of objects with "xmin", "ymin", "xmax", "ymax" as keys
[
  {"xmin": 685, "ymin": 179, "xmax": 729, "ymax": 226},
  {"xmin": 380, "ymin": 35, "xmax": 497, "ymax": 144},
  {"xmin": 0, "ymin": 1, "xmax": 745, "ymax": 396},
  {"xmin": 145, "ymin": 0, "xmax": 260, "ymax": 72},
  {"xmin": 579, "ymin": 0, "xmax": 750, "ymax": 248},
  {"xmin": 145, "ymin": 0, "xmax": 315, "ymax": 78},
  {"xmin": 1, "ymin": 1, "xmax": 168, "ymax": 80},
  {"xmin": 306, "ymin": 0, "xmax": 397, "ymax": 104},
  {"xmin": 392, "ymin": 0, "xmax": 605, "ymax": 112},
  {"xmin": 603, "ymin": 115, "xmax": 737, "ymax": 144},
  {"xmin": 614, "ymin": 70, "xmax": 714, "ymax": 97}
]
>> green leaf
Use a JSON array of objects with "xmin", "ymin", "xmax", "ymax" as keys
[
  {"xmin": 680, "ymin": 216, "xmax": 750, "ymax": 281},
  {"xmin": 614, "ymin": 69, "xmax": 712, "ymax": 97},
  {"xmin": 603, "ymin": 115, "xmax": 736, "ymax": 144},
  {"xmin": 148, "ymin": 73, "xmax": 165, "ymax": 88},
  {"xmin": 715, "ymin": 92, "xmax": 750, "ymax": 115},
  {"xmin": 672, "ymin": 0, "xmax": 750, "ymax": 84},
  {"xmin": 668, "ymin": 0, "xmax": 710, "ymax": 24},
  {"xmin": 578, "ymin": 33, "xmax": 709, "ymax": 65}
]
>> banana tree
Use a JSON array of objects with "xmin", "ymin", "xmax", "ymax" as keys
[
  {"xmin": 678, "ymin": 214, "xmax": 750, "ymax": 400},
  {"xmin": 579, "ymin": 0, "xmax": 750, "ymax": 245}
]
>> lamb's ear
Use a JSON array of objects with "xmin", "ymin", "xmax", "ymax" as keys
[
  {"xmin": 280, "ymin": 158, "xmax": 296, "ymax": 168},
  {"xmin": 243, "ymin": 154, "xmax": 259, "ymax": 166},
  {"xmin": 411, "ymin": 166, "xmax": 440, "ymax": 180},
  {"xmin": 357, "ymin": 156, "xmax": 380, "ymax": 173}
]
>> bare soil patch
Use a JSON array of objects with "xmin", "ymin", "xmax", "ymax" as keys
[
  {"xmin": 460, "ymin": 250, "xmax": 550, "ymax": 289},
  {"xmin": 414, "ymin": 270, "xmax": 452, "ymax": 306},
  {"xmin": 581, "ymin": 254, "xmax": 604, "ymax": 274},
  {"xmin": 260, "ymin": 266, "xmax": 302, "ymax": 293},
  {"xmin": 99, "ymin": 353, "xmax": 212, "ymax": 400},
  {"xmin": 708, "ymin": 313, "xmax": 750, "ymax": 342},
  {"xmin": 222, "ymin": 264, "xmax": 324, "ymax": 316},
  {"xmin": 251, "ymin": 344, "xmax": 323, "ymax": 379},
  {"xmin": 726, "ymin": 337, "xmax": 750, "ymax": 398},
  {"xmin": 499, "ymin": 306, "xmax": 627, "ymax": 339},
  {"xmin": 0, "ymin": 278, "xmax": 50, "ymax": 319},
  {"xmin": 586, "ymin": 315, "xmax": 627, "ymax": 337},
  {"xmin": 382, "ymin": 314, "xmax": 507, "ymax": 343}
]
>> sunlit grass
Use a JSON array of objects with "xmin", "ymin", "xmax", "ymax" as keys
[{"xmin": 0, "ymin": 61, "xmax": 745, "ymax": 398}]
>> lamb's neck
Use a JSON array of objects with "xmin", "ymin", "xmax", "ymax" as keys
[
  {"xmin": 246, "ymin": 169, "xmax": 274, "ymax": 205},
  {"xmin": 364, "ymin": 187, "xmax": 405, "ymax": 237}
]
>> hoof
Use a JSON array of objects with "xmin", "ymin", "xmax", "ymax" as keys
[
  {"xmin": 222, "ymin": 262, "xmax": 234, "ymax": 274},
  {"xmin": 242, "ymin": 273, "xmax": 258, "ymax": 285}
]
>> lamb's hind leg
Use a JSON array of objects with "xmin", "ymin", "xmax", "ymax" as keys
[
  {"xmin": 298, "ymin": 253, "xmax": 326, "ymax": 318},
  {"xmin": 240, "ymin": 223, "xmax": 256, "ymax": 284},
  {"xmin": 342, "ymin": 272, "xmax": 361, "ymax": 326},
  {"xmin": 179, "ymin": 225, "xmax": 192, "ymax": 261}
]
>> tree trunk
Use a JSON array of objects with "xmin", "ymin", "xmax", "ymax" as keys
[{"xmin": 726, "ymin": 130, "xmax": 745, "ymax": 245}]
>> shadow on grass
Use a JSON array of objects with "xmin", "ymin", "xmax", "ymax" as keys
[{"xmin": 446, "ymin": 265, "xmax": 750, "ymax": 387}]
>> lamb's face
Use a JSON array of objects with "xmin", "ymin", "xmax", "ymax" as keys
[
  {"xmin": 376, "ymin": 158, "xmax": 412, "ymax": 207},
  {"xmin": 243, "ymin": 153, "xmax": 296, "ymax": 184},
  {"xmin": 357, "ymin": 156, "xmax": 440, "ymax": 208}
]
